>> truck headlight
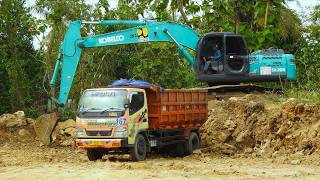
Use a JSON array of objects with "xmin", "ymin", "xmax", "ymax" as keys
[
  {"xmin": 113, "ymin": 126, "xmax": 128, "ymax": 138},
  {"xmin": 77, "ymin": 128, "xmax": 85, "ymax": 137}
]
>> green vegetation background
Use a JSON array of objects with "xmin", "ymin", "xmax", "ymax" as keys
[{"xmin": 0, "ymin": 0, "xmax": 319, "ymax": 117}]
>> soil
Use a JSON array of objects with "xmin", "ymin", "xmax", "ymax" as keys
[
  {"xmin": 201, "ymin": 94, "xmax": 320, "ymax": 164},
  {"xmin": 1, "ymin": 141, "xmax": 320, "ymax": 179},
  {"xmin": 1, "ymin": 94, "xmax": 320, "ymax": 179}
]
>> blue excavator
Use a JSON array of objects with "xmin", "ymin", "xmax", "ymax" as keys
[{"xmin": 49, "ymin": 20, "xmax": 296, "ymax": 107}]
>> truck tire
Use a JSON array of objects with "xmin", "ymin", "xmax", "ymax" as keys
[
  {"xmin": 130, "ymin": 134, "xmax": 147, "ymax": 161},
  {"xmin": 185, "ymin": 132, "xmax": 200, "ymax": 155},
  {"xmin": 174, "ymin": 142, "xmax": 186, "ymax": 157},
  {"xmin": 87, "ymin": 149, "xmax": 103, "ymax": 161}
]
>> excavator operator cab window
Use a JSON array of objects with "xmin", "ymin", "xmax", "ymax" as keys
[
  {"xmin": 199, "ymin": 36, "xmax": 224, "ymax": 74},
  {"xmin": 225, "ymin": 36, "xmax": 248, "ymax": 71}
]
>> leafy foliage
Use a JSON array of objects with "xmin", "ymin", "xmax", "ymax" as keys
[
  {"xmin": 294, "ymin": 5, "xmax": 320, "ymax": 90},
  {"xmin": 0, "ymin": 0, "xmax": 46, "ymax": 114}
]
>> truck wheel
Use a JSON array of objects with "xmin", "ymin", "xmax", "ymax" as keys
[
  {"xmin": 87, "ymin": 149, "xmax": 103, "ymax": 161},
  {"xmin": 185, "ymin": 132, "xmax": 200, "ymax": 155},
  {"xmin": 174, "ymin": 142, "xmax": 186, "ymax": 157},
  {"xmin": 130, "ymin": 134, "xmax": 147, "ymax": 161}
]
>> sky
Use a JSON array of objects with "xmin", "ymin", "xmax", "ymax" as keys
[
  {"xmin": 287, "ymin": 0, "xmax": 319, "ymax": 14},
  {"xmin": 26, "ymin": 0, "xmax": 320, "ymax": 18},
  {"xmin": 86, "ymin": 0, "xmax": 320, "ymax": 11},
  {"xmin": 26, "ymin": 0, "xmax": 319, "ymax": 49},
  {"xmin": 84, "ymin": 0, "xmax": 320, "ymax": 13}
]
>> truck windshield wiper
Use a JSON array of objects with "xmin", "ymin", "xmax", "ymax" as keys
[
  {"xmin": 100, "ymin": 107, "xmax": 124, "ymax": 114},
  {"xmin": 80, "ymin": 108, "xmax": 103, "ymax": 114}
]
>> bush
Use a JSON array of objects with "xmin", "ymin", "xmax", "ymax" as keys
[
  {"xmin": 25, "ymin": 107, "xmax": 40, "ymax": 119},
  {"xmin": 60, "ymin": 108, "xmax": 76, "ymax": 121}
]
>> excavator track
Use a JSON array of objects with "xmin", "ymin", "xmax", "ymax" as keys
[{"xmin": 205, "ymin": 84, "xmax": 282, "ymax": 100}]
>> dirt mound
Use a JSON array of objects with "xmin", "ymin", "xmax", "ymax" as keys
[
  {"xmin": 201, "ymin": 94, "xmax": 320, "ymax": 159},
  {"xmin": 0, "ymin": 111, "xmax": 36, "ymax": 143},
  {"xmin": 51, "ymin": 119, "xmax": 77, "ymax": 147},
  {"xmin": 0, "ymin": 111, "xmax": 76, "ymax": 147},
  {"xmin": 0, "ymin": 111, "xmax": 29, "ymax": 128}
]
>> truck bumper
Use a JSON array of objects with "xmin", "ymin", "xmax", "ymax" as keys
[{"xmin": 76, "ymin": 138, "xmax": 128, "ymax": 149}]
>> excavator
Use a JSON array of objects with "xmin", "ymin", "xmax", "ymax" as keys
[{"xmin": 49, "ymin": 20, "xmax": 296, "ymax": 107}]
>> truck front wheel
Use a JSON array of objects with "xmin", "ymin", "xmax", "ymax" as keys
[
  {"xmin": 130, "ymin": 134, "xmax": 147, "ymax": 161},
  {"xmin": 185, "ymin": 132, "xmax": 200, "ymax": 155},
  {"xmin": 87, "ymin": 149, "xmax": 103, "ymax": 161}
]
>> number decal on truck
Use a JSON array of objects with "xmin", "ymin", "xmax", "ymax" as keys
[
  {"xmin": 87, "ymin": 118, "xmax": 127, "ymax": 126},
  {"xmin": 116, "ymin": 117, "xmax": 127, "ymax": 125}
]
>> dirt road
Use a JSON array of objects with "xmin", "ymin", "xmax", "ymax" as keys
[{"xmin": 1, "ymin": 142, "xmax": 320, "ymax": 179}]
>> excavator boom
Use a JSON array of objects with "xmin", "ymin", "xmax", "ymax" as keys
[{"xmin": 50, "ymin": 20, "xmax": 200, "ymax": 106}]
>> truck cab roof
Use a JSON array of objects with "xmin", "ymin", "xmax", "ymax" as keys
[{"xmin": 84, "ymin": 87, "xmax": 150, "ymax": 93}]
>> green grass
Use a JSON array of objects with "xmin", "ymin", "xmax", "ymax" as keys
[{"xmin": 285, "ymin": 89, "xmax": 320, "ymax": 101}]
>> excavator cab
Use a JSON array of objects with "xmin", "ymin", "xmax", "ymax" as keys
[{"xmin": 196, "ymin": 32, "xmax": 249, "ymax": 85}]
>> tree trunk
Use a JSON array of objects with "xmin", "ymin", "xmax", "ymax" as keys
[
  {"xmin": 235, "ymin": 18, "xmax": 240, "ymax": 33},
  {"xmin": 47, "ymin": 27, "xmax": 55, "ymax": 86},
  {"xmin": 234, "ymin": 11, "xmax": 240, "ymax": 33},
  {"xmin": 6, "ymin": 19, "xmax": 24, "ymax": 111},
  {"xmin": 172, "ymin": 11, "xmax": 176, "ymax": 21},
  {"xmin": 264, "ymin": 0, "xmax": 270, "ymax": 28},
  {"xmin": 47, "ymin": 24, "xmax": 60, "ymax": 111},
  {"xmin": 234, "ymin": 1, "xmax": 240, "ymax": 33},
  {"xmin": 10, "ymin": 59, "xmax": 23, "ymax": 111},
  {"xmin": 177, "ymin": 0, "xmax": 188, "ymax": 23}
]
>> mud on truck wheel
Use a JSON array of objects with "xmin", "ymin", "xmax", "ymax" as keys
[
  {"xmin": 87, "ymin": 149, "xmax": 103, "ymax": 161},
  {"xmin": 130, "ymin": 134, "xmax": 147, "ymax": 161}
]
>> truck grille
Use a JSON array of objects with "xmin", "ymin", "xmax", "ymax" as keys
[{"xmin": 86, "ymin": 130, "xmax": 112, "ymax": 136}]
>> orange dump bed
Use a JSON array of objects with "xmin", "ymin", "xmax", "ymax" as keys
[{"xmin": 144, "ymin": 87, "xmax": 208, "ymax": 130}]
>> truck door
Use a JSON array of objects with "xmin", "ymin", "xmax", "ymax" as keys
[
  {"xmin": 224, "ymin": 35, "xmax": 249, "ymax": 75},
  {"xmin": 127, "ymin": 91, "xmax": 148, "ymax": 145}
]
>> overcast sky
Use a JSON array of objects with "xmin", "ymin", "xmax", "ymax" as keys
[
  {"xmin": 26, "ymin": 0, "xmax": 320, "ymax": 15},
  {"xmin": 26, "ymin": 0, "xmax": 319, "ymax": 49},
  {"xmin": 90, "ymin": 0, "xmax": 320, "ymax": 11}
]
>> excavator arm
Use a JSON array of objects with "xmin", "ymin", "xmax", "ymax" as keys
[{"xmin": 50, "ymin": 20, "xmax": 200, "ymax": 106}]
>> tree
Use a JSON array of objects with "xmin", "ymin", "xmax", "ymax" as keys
[
  {"xmin": 295, "ymin": 4, "xmax": 320, "ymax": 90},
  {"xmin": 0, "ymin": 0, "xmax": 45, "ymax": 113},
  {"xmin": 35, "ymin": 0, "xmax": 92, "ymax": 99}
]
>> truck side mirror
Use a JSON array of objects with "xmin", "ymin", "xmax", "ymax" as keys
[{"xmin": 67, "ymin": 99, "xmax": 73, "ymax": 109}]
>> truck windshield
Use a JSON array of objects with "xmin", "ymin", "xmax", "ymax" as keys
[{"xmin": 78, "ymin": 89, "xmax": 128, "ymax": 112}]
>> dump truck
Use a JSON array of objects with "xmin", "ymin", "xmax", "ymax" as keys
[{"xmin": 76, "ymin": 84, "xmax": 208, "ymax": 161}]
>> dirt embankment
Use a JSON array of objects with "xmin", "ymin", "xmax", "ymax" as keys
[{"xmin": 201, "ymin": 94, "xmax": 320, "ymax": 164}]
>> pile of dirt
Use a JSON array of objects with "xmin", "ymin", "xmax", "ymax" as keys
[
  {"xmin": 201, "ymin": 94, "xmax": 320, "ymax": 159},
  {"xmin": 0, "ymin": 111, "xmax": 36, "ymax": 142},
  {"xmin": 51, "ymin": 119, "xmax": 77, "ymax": 147},
  {"xmin": 0, "ymin": 111, "xmax": 76, "ymax": 147}
]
